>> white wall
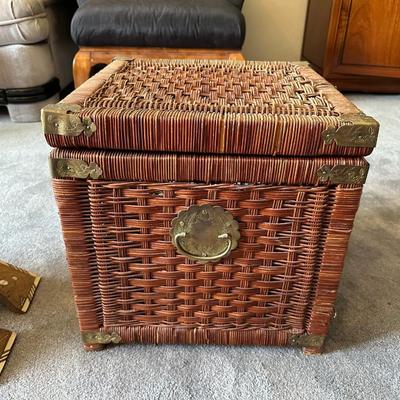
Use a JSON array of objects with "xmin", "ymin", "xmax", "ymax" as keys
[{"xmin": 241, "ymin": 0, "xmax": 309, "ymax": 61}]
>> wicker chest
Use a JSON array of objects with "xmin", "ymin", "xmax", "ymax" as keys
[{"xmin": 42, "ymin": 59, "xmax": 378, "ymax": 354}]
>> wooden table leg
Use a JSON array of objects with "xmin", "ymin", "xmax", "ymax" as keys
[{"xmin": 73, "ymin": 49, "xmax": 92, "ymax": 88}]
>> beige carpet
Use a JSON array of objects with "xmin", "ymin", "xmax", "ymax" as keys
[{"xmin": 0, "ymin": 94, "xmax": 399, "ymax": 400}]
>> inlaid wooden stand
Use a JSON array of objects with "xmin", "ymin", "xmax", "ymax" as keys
[
  {"xmin": 73, "ymin": 47, "xmax": 244, "ymax": 88},
  {"xmin": 0, "ymin": 260, "xmax": 41, "ymax": 375}
]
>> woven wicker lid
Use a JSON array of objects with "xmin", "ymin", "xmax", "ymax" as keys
[{"xmin": 43, "ymin": 59, "xmax": 379, "ymax": 157}]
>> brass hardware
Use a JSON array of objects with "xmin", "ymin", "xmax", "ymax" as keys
[
  {"xmin": 170, "ymin": 205, "xmax": 240, "ymax": 263},
  {"xmin": 322, "ymin": 113, "xmax": 379, "ymax": 148},
  {"xmin": 41, "ymin": 103, "xmax": 96, "ymax": 137},
  {"xmin": 289, "ymin": 333, "xmax": 325, "ymax": 348},
  {"xmin": 50, "ymin": 158, "xmax": 102, "ymax": 179},
  {"xmin": 0, "ymin": 260, "xmax": 41, "ymax": 313},
  {"xmin": 317, "ymin": 165, "xmax": 369, "ymax": 185},
  {"xmin": 82, "ymin": 331, "xmax": 122, "ymax": 345},
  {"xmin": 0, "ymin": 329, "xmax": 17, "ymax": 375},
  {"xmin": 174, "ymin": 232, "xmax": 234, "ymax": 262}
]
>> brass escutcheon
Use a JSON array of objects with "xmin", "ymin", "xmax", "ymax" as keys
[{"xmin": 170, "ymin": 205, "xmax": 240, "ymax": 263}]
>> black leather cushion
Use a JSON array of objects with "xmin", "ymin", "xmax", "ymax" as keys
[
  {"xmin": 71, "ymin": 0, "xmax": 245, "ymax": 49},
  {"xmin": 228, "ymin": 0, "xmax": 244, "ymax": 8},
  {"xmin": 76, "ymin": 0, "xmax": 245, "ymax": 9}
]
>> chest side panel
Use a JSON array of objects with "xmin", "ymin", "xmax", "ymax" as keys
[{"xmin": 87, "ymin": 182, "xmax": 330, "ymax": 337}]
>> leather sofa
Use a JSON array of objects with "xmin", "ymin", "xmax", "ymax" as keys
[
  {"xmin": 0, "ymin": 0, "xmax": 77, "ymax": 122},
  {"xmin": 71, "ymin": 0, "xmax": 246, "ymax": 87},
  {"xmin": 72, "ymin": 0, "xmax": 245, "ymax": 49}
]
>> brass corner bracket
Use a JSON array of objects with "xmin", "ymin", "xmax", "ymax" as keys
[
  {"xmin": 41, "ymin": 103, "xmax": 96, "ymax": 137},
  {"xmin": 289, "ymin": 333, "xmax": 325, "ymax": 348},
  {"xmin": 322, "ymin": 113, "xmax": 379, "ymax": 148},
  {"xmin": 82, "ymin": 331, "xmax": 121, "ymax": 345},
  {"xmin": 317, "ymin": 164, "xmax": 369, "ymax": 185},
  {"xmin": 50, "ymin": 158, "xmax": 102, "ymax": 180}
]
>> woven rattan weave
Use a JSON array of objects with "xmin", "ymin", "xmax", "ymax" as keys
[
  {"xmin": 44, "ymin": 59, "xmax": 378, "ymax": 354},
  {"xmin": 44, "ymin": 60, "xmax": 377, "ymax": 156},
  {"xmin": 52, "ymin": 174, "xmax": 362, "ymax": 353},
  {"xmin": 50, "ymin": 149, "xmax": 366, "ymax": 354}
]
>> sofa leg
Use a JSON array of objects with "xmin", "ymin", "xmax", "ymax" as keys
[{"xmin": 73, "ymin": 50, "xmax": 92, "ymax": 88}]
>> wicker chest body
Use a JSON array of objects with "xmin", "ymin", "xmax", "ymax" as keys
[{"xmin": 43, "ymin": 60, "xmax": 378, "ymax": 354}]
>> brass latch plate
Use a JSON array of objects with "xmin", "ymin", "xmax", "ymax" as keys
[
  {"xmin": 50, "ymin": 158, "xmax": 102, "ymax": 180},
  {"xmin": 82, "ymin": 331, "xmax": 122, "ymax": 345},
  {"xmin": 41, "ymin": 103, "xmax": 96, "ymax": 137},
  {"xmin": 322, "ymin": 113, "xmax": 379, "ymax": 148},
  {"xmin": 317, "ymin": 164, "xmax": 369, "ymax": 185},
  {"xmin": 170, "ymin": 205, "xmax": 240, "ymax": 263}
]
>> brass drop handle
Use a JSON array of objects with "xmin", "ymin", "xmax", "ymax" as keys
[
  {"xmin": 170, "ymin": 205, "xmax": 240, "ymax": 263},
  {"xmin": 174, "ymin": 232, "xmax": 233, "ymax": 262}
]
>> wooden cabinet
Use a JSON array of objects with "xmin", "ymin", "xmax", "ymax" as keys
[{"xmin": 302, "ymin": 0, "xmax": 400, "ymax": 92}]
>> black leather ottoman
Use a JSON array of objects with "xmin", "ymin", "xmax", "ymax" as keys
[{"xmin": 71, "ymin": 0, "xmax": 246, "ymax": 87}]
